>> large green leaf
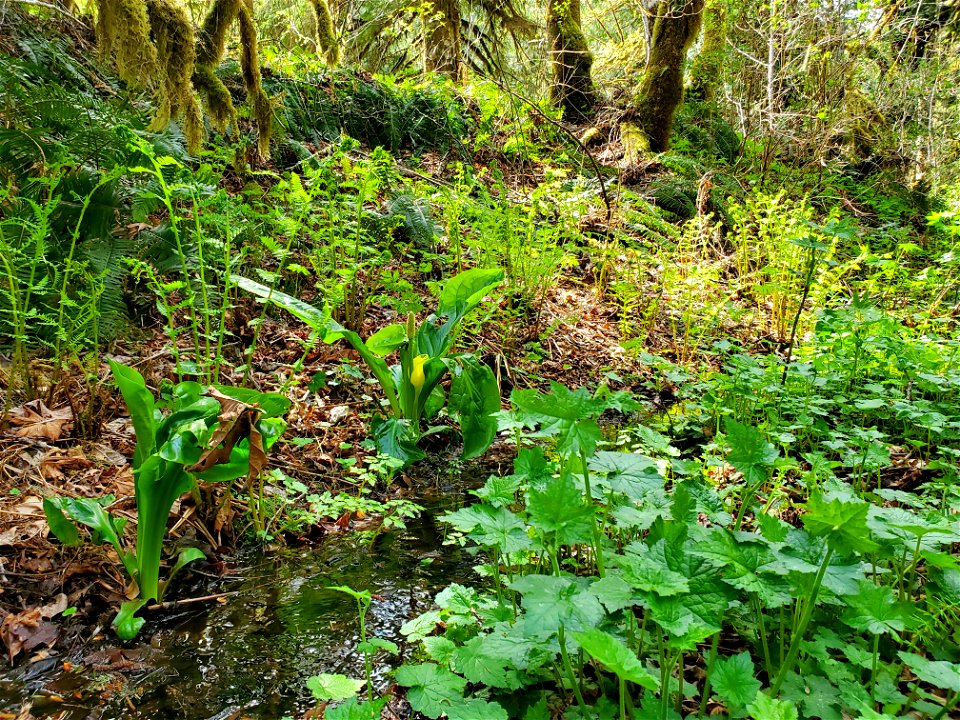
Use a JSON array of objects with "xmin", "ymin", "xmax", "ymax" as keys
[
  {"xmin": 589, "ymin": 451, "xmax": 664, "ymax": 501},
  {"xmin": 803, "ymin": 493, "xmax": 878, "ymax": 554},
  {"xmin": 42, "ymin": 497, "xmax": 81, "ymax": 546},
  {"xmin": 233, "ymin": 275, "xmax": 328, "ymax": 330},
  {"xmin": 509, "ymin": 575, "xmax": 605, "ymax": 638},
  {"xmin": 710, "ymin": 652, "xmax": 761, "ymax": 709},
  {"xmin": 441, "ymin": 504, "xmax": 532, "ymax": 554},
  {"xmin": 394, "ymin": 663, "xmax": 467, "ymax": 719},
  {"xmin": 897, "ymin": 651, "xmax": 960, "ymax": 690},
  {"xmin": 306, "ymin": 673, "xmax": 366, "ymax": 702},
  {"xmin": 748, "ymin": 692, "xmax": 799, "ymax": 720},
  {"xmin": 616, "ymin": 551, "xmax": 690, "ymax": 597},
  {"xmin": 842, "ymin": 581, "xmax": 919, "ymax": 635},
  {"xmin": 449, "ymin": 356, "xmax": 500, "ymax": 459},
  {"xmin": 452, "ymin": 634, "xmax": 523, "ymax": 689},
  {"xmin": 371, "ymin": 416, "xmax": 425, "ymax": 465},
  {"xmin": 692, "ymin": 529, "xmax": 791, "ymax": 606},
  {"xmin": 365, "ymin": 323, "xmax": 408, "ymax": 357},
  {"xmin": 724, "ymin": 419, "xmax": 778, "ymax": 485},
  {"xmin": 446, "ymin": 699, "xmax": 508, "ymax": 720},
  {"xmin": 108, "ymin": 360, "xmax": 156, "ymax": 470},
  {"xmin": 438, "ymin": 267, "xmax": 504, "ymax": 320},
  {"xmin": 325, "ymin": 697, "xmax": 387, "ymax": 720},
  {"xmin": 526, "ymin": 472, "xmax": 595, "ymax": 547},
  {"xmin": 573, "ymin": 628, "xmax": 658, "ymax": 689},
  {"xmin": 511, "ymin": 382, "xmax": 604, "ymax": 458}
]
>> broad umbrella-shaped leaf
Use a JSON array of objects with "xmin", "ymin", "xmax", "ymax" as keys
[
  {"xmin": 445, "ymin": 698, "xmax": 509, "ymax": 720},
  {"xmin": 452, "ymin": 634, "xmax": 523, "ymax": 689},
  {"xmin": 711, "ymin": 652, "xmax": 761, "ymax": 708},
  {"xmin": 589, "ymin": 451, "xmax": 665, "ymax": 501},
  {"xmin": 306, "ymin": 673, "xmax": 365, "ymax": 701},
  {"xmin": 591, "ymin": 573, "xmax": 638, "ymax": 612},
  {"xmin": 325, "ymin": 697, "xmax": 387, "ymax": 720},
  {"xmin": 509, "ymin": 575, "xmax": 605, "ymax": 638},
  {"xmin": 802, "ymin": 493, "xmax": 878, "ymax": 554},
  {"xmin": 441, "ymin": 505, "xmax": 532, "ymax": 554},
  {"xmin": 394, "ymin": 663, "xmax": 467, "ymax": 719},
  {"xmin": 511, "ymin": 382, "xmax": 604, "ymax": 457},
  {"xmin": 897, "ymin": 651, "xmax": 960, "ymax": 691},
  {"xmin": 527, "ymin": 472, "xmax": 594, "ymax": 547},
  {"xmin": 616, "ymin": 551, "xmax": 690, "ymax": 596},
  {"xmin": 692, "ymin": 529, "xmax": 791, "ymax": 607},
  {"xmin": 842, "ymin": 581, "xmax": 919, "ymax": 636},
  {"xmin": 725, "ymin": 419, "xmax": 778, "ymax": 485},
  {"xmin": 748, "ymin": 691, "xmax": 799, "ymax": 720}
]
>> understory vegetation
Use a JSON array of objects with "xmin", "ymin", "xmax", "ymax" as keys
[{"xmin": 0, "ymin": 1, "xmax": 958, "ymax": 719}]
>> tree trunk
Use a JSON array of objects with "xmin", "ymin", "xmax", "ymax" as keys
[
  {"xmin": 547, "ymin": 0, "xmax": 597, "ymax": 122},
  {"xmin": 424, "ymin": 0, "xmax": 462, "ymax": 78},
  {"xmin": 309, "ymin": 0, "xmax": 340, "ymax": 66},
  {"xmin": 633, "ymin": 0, "xmax": 706, "ymax": 152},
  {"xmin": 688, "ymin": 0, "xmax": 726, "ymax": 103}
]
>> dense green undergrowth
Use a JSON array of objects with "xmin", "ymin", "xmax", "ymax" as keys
[{"xmin": 1, "ymin": 15, "xmax": 959, "ymax": 720}]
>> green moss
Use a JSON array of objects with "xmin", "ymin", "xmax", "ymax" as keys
[
  {"xmin": 688, "ymin": 0, "xmax": 726, "ymax": 104},
  {"xmin": 95, "ymin": 0, "xmax": 159, "ymax": 87},
  {"xmin": 309, "ymin": 0, "xmax": 340, "ymax": 66},
  {"xmin": 237, "ymin": 0, "xmax": 272, "ymax": 156},
  {"xmin": 620, "ymin": 121, "xmax": 649, "ymax": 164},
  {"xmin": 145, "ymin": 0, "xmax": 202, "ymax": 153},
  {"xmin": 632, "ymin": 0, "xmax": 706, "ymax": 152},
  {"xmin": 547, "ymin": 0, "xmax": 596, "ymax": 121}
]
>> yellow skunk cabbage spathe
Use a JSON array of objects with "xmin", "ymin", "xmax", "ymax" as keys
[{"xmin": 410, "ymin": 354, "xmax": 430, "ymax": 391}]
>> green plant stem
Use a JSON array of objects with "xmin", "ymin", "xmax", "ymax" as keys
[
  {"xmin": 619, "ymin": 676, "xmax": 627, "ymax": 720},
  {"xmin": 931, "ymin": 691, "xmax": 959, "ymax": 720},
  {"xmin": 579, "ymin": 448, "xmax": 605, "ymax": 578},
  {"xmin": 771, "ymin": 546, "xmax": 834, "ymax": 693},
  {"xmin": 558, "ymin": 625, "xmax": 588, "ymax": 715},
  {"xmin": 870, "ymin": 632, "xmax": 879, "ymax": 701},
  {"xmin": 781, "ymin": 249, "xmax": 820, "ymax": 386},
  {"xmin": 698, "ymin": 631, "xmax": 721, "ymax": 715}
]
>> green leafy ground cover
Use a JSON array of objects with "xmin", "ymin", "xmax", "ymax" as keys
[{"xmin": 0, "ymin": 11, "xmax": 958, "ymax": 720}]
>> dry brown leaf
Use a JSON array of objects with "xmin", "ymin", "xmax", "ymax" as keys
[
  {"xmin": 39, "ymin": 594, "xmax": 68, "ymax": 619},
  {"xmin": 8, "ymin": 401, "xmax": 73, "ymax": 441},
  {"xmin": 0, "ymin": 497, "xmax": 48, "ymax": 547},
  {"xmin": 0, "ymin": 608, "xmax": 59, "ymax": 663},
  {"xmin": 186, "ymin": 388, "xmax": 266, "ymax": 489}
]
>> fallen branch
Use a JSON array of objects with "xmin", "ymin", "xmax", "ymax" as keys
[
  {"xmin": 3, "ymin": 0, "xmax": 87, "ymax": 24},
  {"xmin": 145, "ymin": 591, "xmax": 238, "ymax": 611}
]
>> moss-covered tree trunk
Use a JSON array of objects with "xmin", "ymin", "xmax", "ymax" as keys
[
  {"xmin": 547, "ymin": 0, "xmax": 596, "ymax": 121},
  {"xmin": 192, "ymin": 0, "xmax": 272, "ymax": 156},
  {"xmin": 309, "ymin": 0, "xmax": 340, "ymax": 66},
  {"xmin": 688, "ymin": 0, "xmax": 726, "ymax": 103},
  {"xmin": 632, "ymin": 0, "xmax": 706, "ymax": 151},
  {"xmin": 424, "ymin": 0, "xmax": 462, "ymax": 78}
]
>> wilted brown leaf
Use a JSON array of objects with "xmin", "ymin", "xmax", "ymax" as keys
[
  {"xmin": 186, "ymin": 388, "xmax": 266, "ymax": 489},
  {"xmin": 8, "ymin": 401, "xmax": 73, "ymax": 441},
  {"xmin": 0, "ymin": 497, "xmax": 47, "ymax": 547},
  {"xmin": 0, "ymin": 608, "xmax": 59, "ymax": 663}
]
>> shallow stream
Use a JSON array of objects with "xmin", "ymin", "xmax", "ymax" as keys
[{"xmin": 0, "ymin": 476, "xmax": 478, "ymax": 719}]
